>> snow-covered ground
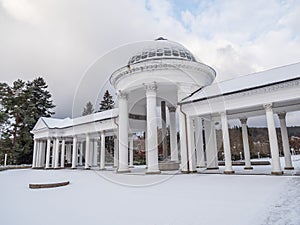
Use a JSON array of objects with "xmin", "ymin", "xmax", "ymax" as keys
[{"xmin": 1, "ymin": 156, "xmax": 300, "ymax": 225}]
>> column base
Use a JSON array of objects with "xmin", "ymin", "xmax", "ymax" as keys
[
  {"xmin": 146, "ymin": 170, "xmax": 161, "ymax": 174},
  {"xmin": 284, "ymin": 167, "xmax": 294, "ymax": 170},
  {"xmin": 244, "ymin": 167, "xmax": 253, "ymax": 170},
  {"xmin": 129, "ymin": 165, "xmax": 134, "ymax": 168},
  {"xmin": 206, "ymin": 167, "xmax": 219, "ymax": 170},
  {"xmin": 224, "ymin": 170, "xmax": 235, "ymax": 174},
  {"xmin": 117, "ymin": 169, "xmax": 130, "ymax": 173},
  {"xmin": 71, "ymin": 167, "xmax": 77, "ymax": 169},
  {"xmin": 271, "ymin": 171, "xmax": 284, "ymax": 175},
  {"xmin": 85, "ymin": 167, "xmax": 91, "ymax": 170},
  {"xmin": 196, "ymin": 165, "xmax": 206, "ymax": 168},
  {"xmin": 99, "ymin": 168, "xmax": 106, "ymax": 171}
]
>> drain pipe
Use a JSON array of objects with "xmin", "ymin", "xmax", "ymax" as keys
[{"xmin": 179, "ymin": 104, "xmax": 190, "ymax": 172}]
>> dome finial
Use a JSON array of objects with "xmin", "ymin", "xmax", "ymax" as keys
[{"xmin": 155, "ymin": 37, "xmax": 167, "ymax": 41}]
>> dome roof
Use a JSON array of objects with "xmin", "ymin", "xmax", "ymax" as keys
[{"xmin": 128, "ymin": 37, "xmax": 197, "ymax": 65}]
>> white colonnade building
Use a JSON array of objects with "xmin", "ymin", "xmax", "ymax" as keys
[{"xmin": 31, "ymin": 37, "xmax": 300, "ymax": 175}]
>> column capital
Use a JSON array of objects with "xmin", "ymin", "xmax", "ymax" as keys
[
  {"xmin": 240, "ymin": 117, "xmax": 248, "ymax": 125},
  {"xmin": 263, "ymin": 103, "xmax": 273, "ymax": 111},
  {"xmin": 117, "ymin": 90, "xmax": 128, "ymax": 100},
  {"xmin": 278, "ymin": 112, "xmax": 286, "ymax": 120},
  {"xmin": 144, "ymin": 82, "xmax": 157, "ymax": 93},
  {"xmin": 219, "ymin": 111, "xmax": 227, "ymax": 118},
  {"xmin": 128, "ymin": 134, "xmax": 134, "ymax": 139},
  {"xmin": 168, "ymin": 106, "xmax": 176, "ymax": 112}
]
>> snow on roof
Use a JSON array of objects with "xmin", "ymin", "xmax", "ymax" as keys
[
  {"xmin": 181, "ymin": 62, "xmax": 300, "ymax": 103},
  {"xmin": 39, "ymin": 108, "xmax": 118, "ymax": 129}
]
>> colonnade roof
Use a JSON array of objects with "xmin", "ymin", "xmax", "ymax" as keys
[
  {"xmin": 32, "ymin": 108, "xmax": 118, "ymax": 132},
  {"xmin": 181, "ymin": 62, "xmax": 300, "ymax": 104}
]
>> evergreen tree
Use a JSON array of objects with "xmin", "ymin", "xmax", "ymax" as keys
[
  {"xmin": 98, "ymin": 90, "xmax": 115, "ymax": 160},
  {"xmin": 0, "ymin": 77, "xmax": 55, "ymax": 164},
  {"xmin": 99, "ymin": 90, "xmax": 114, "ymax": 112},
  {"xmin": 82, "ymin": 101, "xmax": 94, "ymax": 116}
]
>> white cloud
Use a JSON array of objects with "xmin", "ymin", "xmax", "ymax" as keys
[
  {"xmin": 1, "ymin": 0, "xmax": 41, "ymax": 24},
  {"xmin": 0, "ymin": 0, "xmax": 299, "ymax": 118}
]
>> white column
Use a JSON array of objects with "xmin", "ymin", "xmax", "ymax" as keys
[
  {"xmin": 187, "ymin": 117, "xmax": 197, "ymax": 172},
  {"xmin": 240, "ymin": 118, "xmax": 253, "ymax": 169},
  {"xmin": 117, "ymin": 91, "xmax": 130, "ymax": 173},
  {"xmin": 37, "ymin": 141, "xmax": 41, "ymax": 167},
  {"xmin": 145, "ymin": 83, "xmax": 160, "ymax": 174},
  {"xmin": 93, "ymin": 139, "xmax": 98, "ymax": 166},
  {"xmin": 45, "ymin": 138, "xmax": 51, "ymax": 169},
  {"xmin": 60, "ymin": 139, "xmax": 65, "ymax": 168},
  {"xmin": 144, "ymin": 132, "xmax": 148, "ymax": 167},
  {"xmin": 40, "ymin": 141, "xmax": 46, "ymax": 167},
  {"xmin": 129, "ymin": 135, "xmax": 134, "ymax": 167},
  {"xmin": 161, "ymin": 101, "xmax": 167, "ymax": 160},
  {"xmin": 278, "ymin": 112, "xmax": 294, "ymax": 170},
  {"xmin": 169, "ymin": 106, "xmax": 178, "ymax": 162},
  {"xmin": 54, "ymin": 138, "xmax": 60, "ymax": 169},
  {"xmin": 79, "ymin": 142, "xmax": 83, "ymax": 166},
  {"xmin": 204, "ymin": 118, "xmax": 219, "ymax": 169},
  {"xmin": 113, "ymin": 136, "xmax": 118, "ymax": 168},
  {"xmin": 100, "ymin": 132, "xmax": 106, "ymax": 170},
  {"xmin": 36, "ymin": 141, "xmax": 41, "ymax": 167},
  {"xmin": 264, "ymin": 104, "xmax": 283, "ymax": 175},
  {"xmin": 51, "ymin": 139, "xmax": 56, "ymax": 168},
  {"xmin": 195, "ymin": 117, "xmax": 205, "ymax": 168},
  {"xmin": 220, "ymin": 112, "xmax": 234, "ymax": 174},
  {"xmin": 177, "ymin": 87, "xmax": 189, "ymax": 173},
  {"xmin": 71, "ymin": 136, "xmax": 77, "ymax": 169},
  {"xmin": 32, "ymin": 139, "xmax": 37, "ymax": 168},
  {"xmin": 85, "ymin": 134, "xmax": 90, "ymax": 169},
  {"xmin": 66, "ymin": 144, "xmax": 71, "ymax": 163},
  {"xmin": 88, "ymin": 140, "xmax": 93, "ymax": 166}
]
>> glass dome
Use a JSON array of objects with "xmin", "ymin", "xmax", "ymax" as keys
[{"xmin": 128, "ymin": 37, "xmax": 197, "ymax": 65}]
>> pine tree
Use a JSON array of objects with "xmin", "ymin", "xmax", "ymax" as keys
[
  {"xmin": 82, "ymin": 101, "xmax": 94, "ymax": 116},
  {"xmin": 99, "ymin": 90, "xmax": 114, "ymax": 112},
  {"xmin": 0, "ymin": 77, "xmax": 55, "ymax": 164},
  {"xmin": 98, "ymin": 90, "xmax": 115, "ymax": 160}
]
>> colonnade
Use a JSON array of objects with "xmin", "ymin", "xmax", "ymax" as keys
[
  {"xmin": 185, "ymin": 103, "xmax": 294, "ymax": 174},
  {"xmin": 32, "ymin": 132, "xmax": 109, "ymax": 169},
  {"xmin": 117, "ymin": 82, "xmax": 179, "ymax": 174},
  {"xmin": 32, "ymin": 90, "xmax": 294, "ymax": 176}
]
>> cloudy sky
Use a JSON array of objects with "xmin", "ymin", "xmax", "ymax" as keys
[{"xmin": 1, "ymin": 0, "xmax": 300, "ymax": 122}]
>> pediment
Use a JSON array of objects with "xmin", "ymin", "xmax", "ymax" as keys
[{"xmin": 32, "ymin": 118, "xmax": 48, "ymax": 131}]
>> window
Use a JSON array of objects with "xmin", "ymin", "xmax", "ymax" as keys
[{"xmin": 164, "ymin": 48, "xmax": 171, "ymax": 56}]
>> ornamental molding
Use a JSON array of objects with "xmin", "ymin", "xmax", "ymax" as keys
[
  {"xmin": 263, "ymin": 103, "xmax": 273, "ymax": 111},
  {"xmin": 168, "ymin": 106, "xmax": 176, "ymax": 112},
  {"xmin": 277, "ymin": 112, "xmax": 286, "ymax": 120},
  {"xmin": 144, "ymin": 82, "xmax": 157, "ymax": 93},
  {"xmin": 240, "ymin": 117, "xmax": 248, "ymax": 125},
  {"xmin": 110, "ymin": 60, "xmax": 214, "ymax": 86},
  {"xmin": 117, "ymin": 90, "xmax": 128, "ymax": 100},
  {"xmin": 223, "ymin": 79, "xmax": 300, "ymax": 100}
]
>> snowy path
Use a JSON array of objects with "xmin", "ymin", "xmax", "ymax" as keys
[{"xmin": 0, "ymin": 157, "xmax": 300, "ymax": 225}]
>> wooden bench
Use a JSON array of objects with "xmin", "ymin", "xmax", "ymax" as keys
[{"xmin": 29, "ymin": 181, "xmax": 70, "ymax": 189}]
